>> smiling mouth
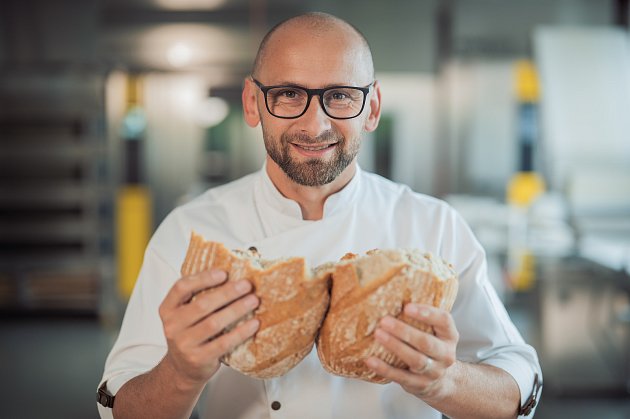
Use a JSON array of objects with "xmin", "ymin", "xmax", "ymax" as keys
[{"xmin": 291, "ymin": 143, "xmax": 338, "ymax": 151}]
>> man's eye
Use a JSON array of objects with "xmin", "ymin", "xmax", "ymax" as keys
[
  {"xmin": 331, "ymin": 92, "xmax": 348, "ymax": 100},
  {"xmin": 278, "ymin": 89, "xmax": 299, "ymax": 99}
]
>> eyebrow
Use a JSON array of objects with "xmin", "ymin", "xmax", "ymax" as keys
[{"xmin": 269, "ymin": 80, "xmax": 362, "ymax": 89}]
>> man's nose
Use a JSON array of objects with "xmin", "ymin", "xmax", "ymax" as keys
[{"xmin": 297, "ymin": 95, "xmax": 331, "ymax": 136}]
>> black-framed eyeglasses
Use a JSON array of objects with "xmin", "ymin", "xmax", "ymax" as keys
[{"xmin": 252, "ymin": 78, "xmax": 373, "ymax": 120}]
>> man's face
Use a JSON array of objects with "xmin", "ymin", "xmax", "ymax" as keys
[
  {"xmin": 254, "ymin": 27, "xmax": 374, "ymax": 187},
  {"xmin": 261, "ymin": 119, "xmax": 360, "ymax": 187}
]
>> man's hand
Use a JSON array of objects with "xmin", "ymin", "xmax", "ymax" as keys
[
  {"xmin": 364, "ymin": 303, "xmax": 459, "ymax": 401},
  {"xmin": 158, "ymin": 269, "xmax": 260, "ymax": 390}
]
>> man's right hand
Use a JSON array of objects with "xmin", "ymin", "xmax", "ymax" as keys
[{"xmin": 158, "ymin": 269, "xmax": 260, "ymax": 389}]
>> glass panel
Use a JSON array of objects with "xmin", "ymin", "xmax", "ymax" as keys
[
  {"xmin": 323, "ymin": 88, "xmax": 364, "ymax": 117},
  {"xmin": 323, "ymin": 88, "xmax": 363, "ymax": 107},
  {"xmin": 266, "ymin": 87, "xmax": 308, "ymax": 116}
]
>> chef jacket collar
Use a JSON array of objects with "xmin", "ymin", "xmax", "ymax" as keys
[{"xmin": 256, "ymin": 160, "xmax": 362, "ymax": 220}]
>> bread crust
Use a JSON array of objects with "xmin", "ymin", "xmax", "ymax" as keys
[
  {"xmin": 180, "ymin": 233, "xmax": 331, "ymax": 379},
  {"xmin": 181, "ymin": 234, "xmax": 459, "ymax": 383},
  {"xmin": 316, "ymin": 249, "xmax": 458, "ymax": 384}
]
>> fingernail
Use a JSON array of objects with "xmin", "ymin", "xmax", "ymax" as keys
[
  {"xmin": 381, "ymin": 316, "xmax": 395, "ymax": 328},
  {"xmin": 406, "ymin": 304, "xmax": 429, "ymax": 317},
  {"xmin": 374, "ymin": 329, "xmax": 389, "ymax": 342},
  {"xmin": 365, "ymin": 358, "xmax": 378, "ymax": 368},
  {"xmin": 249, "ymin": 318, "xmax": 260, "ymax": 332},
  {"xmin": 245, "ymin": 295, "xmax": 259, "ymax": 308},
  {"xmin": 211, "ymin": 270, "xmax": 227, "ymax": 281},
  {"xmin": 235, "ymin": 280, "xmax": 251, "ymax": 293},
  {"xmin": 406, "ymin": 304, "xmax": 419, "ymax": 315}
]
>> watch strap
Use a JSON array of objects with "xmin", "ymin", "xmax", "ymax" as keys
[
  {"xmin": 96, "ymin": 382, "xmax": 115, "ymax": 409},
  {"xmin": 518, "ymin": 373, "xmax": 541, "ymax": 416}
]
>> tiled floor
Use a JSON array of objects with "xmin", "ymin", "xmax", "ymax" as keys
[{"xmin": 1, "ymin": 316, "xmax": 629, "ymax": 419}]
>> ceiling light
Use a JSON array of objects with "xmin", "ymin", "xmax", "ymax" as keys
[
  {"xmin": 167, "ymin": 43, "xmax": 193, "ymax": 67},
  {"xmin": 155, "ymin": 0, "xmax": 227, "ymax": 10},
  {"xmin": 195, "ymin": 96, "xmax": 229, "ymax": 127}
]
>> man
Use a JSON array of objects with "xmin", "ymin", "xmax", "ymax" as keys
[{"xmin": 98, "ymin": 12, "xmax": 542, "ymax": 419}]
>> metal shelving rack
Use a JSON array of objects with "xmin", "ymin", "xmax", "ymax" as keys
[{"xmin": 0, "ymin": 70, "xmax": 112, "ymax": 313}]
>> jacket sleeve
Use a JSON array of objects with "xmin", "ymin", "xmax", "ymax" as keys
[
  {"xmin": 96, "ymin": 247, "xmax": 179, "ymax": 418},
  {"xmin": 446, "ymin": 209, "xmax": 543, "ymax": 417}
]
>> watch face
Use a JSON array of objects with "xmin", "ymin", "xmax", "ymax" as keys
[{"xmin": 97, "ymin": 389, "xmax": 114, "ymax": 408}]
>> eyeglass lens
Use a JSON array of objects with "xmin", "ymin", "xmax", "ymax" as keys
[{"xmin": 266, "ymin": 87, "xmax": 366, "ymax": 118}]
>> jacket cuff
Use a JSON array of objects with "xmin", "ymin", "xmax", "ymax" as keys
[{"xmin": 482, "ymin": 358, "xmax": 542, "ymax": 417}]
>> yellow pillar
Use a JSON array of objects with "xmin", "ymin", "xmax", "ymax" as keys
[
  {"xmin": 116, "ymin": 186, "xmax": 152, "ymax": 299},
  {"xmin": 506, "ymin": 60, "xmax": 545, "ymax": 292}
]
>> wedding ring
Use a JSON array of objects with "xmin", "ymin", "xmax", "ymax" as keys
[{"xmin": 417, "ymin": 356, "xmax": 433, "ymax": 374}]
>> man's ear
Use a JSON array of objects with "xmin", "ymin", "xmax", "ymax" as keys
[
  {"xmin": 242, "ymin": 78, "xmax": 261, "ymax": 127},
  {"xmin": 363, "ymin": 80, "xmax": 382, "ymax": 132}
]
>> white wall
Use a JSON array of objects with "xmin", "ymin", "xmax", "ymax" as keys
[
  {"xmin": 534, "ymin": 27, "xmax": 630, "ymax": 210},
  {"xmin": 442, "ymin": 59, "xmax": 519, "ymax": 197},
  {"xmin": 365, "ymin": 74, "xmax": 436, "ymax": 194},
  {"xmin": 143, "ymin": 73, "xmax": 207, "ymax": 222}
]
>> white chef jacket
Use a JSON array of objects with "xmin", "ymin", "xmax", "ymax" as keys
[{"xmin": 98, "ymin": 164, "xmax": 542, "ymax": 419}]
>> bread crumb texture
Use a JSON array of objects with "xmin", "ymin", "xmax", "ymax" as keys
[
  {"xmin": 181, "ymin": 233, "xmax": 458, "ymax": 382},
  {"xmin": 317, "ymin": 249, "xmax": 458, "ymax": 384},
  {"xmin": 181, "ymin": 233, "xmax": 331, "ymax": 379}
]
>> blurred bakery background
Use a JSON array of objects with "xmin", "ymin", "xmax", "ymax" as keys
[{"xmin": 0, "ymin": 0, "xmax": 629, "ymax": 417}]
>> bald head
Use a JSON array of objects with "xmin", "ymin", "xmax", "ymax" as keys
[{"xmin": 252, "ymin": 12, "xmax": 374, "ymax": 81}]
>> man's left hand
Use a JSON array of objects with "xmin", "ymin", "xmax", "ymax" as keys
[{"xmin": 364, "ymin": 303, "xmax": 459, "ymax": 400}]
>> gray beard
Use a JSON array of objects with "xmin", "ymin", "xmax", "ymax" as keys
[{"xmin": 263, "ymin": 129, "xmax": 359, "ymax": 187}]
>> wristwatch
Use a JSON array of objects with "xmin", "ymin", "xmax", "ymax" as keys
[
  {"xmin": 96, "ymin": 382, "xmax": 115, "ymax": 409},
  {"xmin": 518, "ymin": 373, "xmax": 541, "ymax": 416}
]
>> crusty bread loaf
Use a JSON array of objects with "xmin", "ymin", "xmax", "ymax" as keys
[
  {"xmin": 180, "ymin": 233, "xmax": 331, "ymax": 379},
  {"xmin": 316, "ymin": 249, "xmax": 458, "ymax": 384}
]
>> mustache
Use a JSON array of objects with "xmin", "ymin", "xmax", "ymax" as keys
[{"xmin": 282, "ymin": 130, "xmax": 344, "ymax": 145}]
